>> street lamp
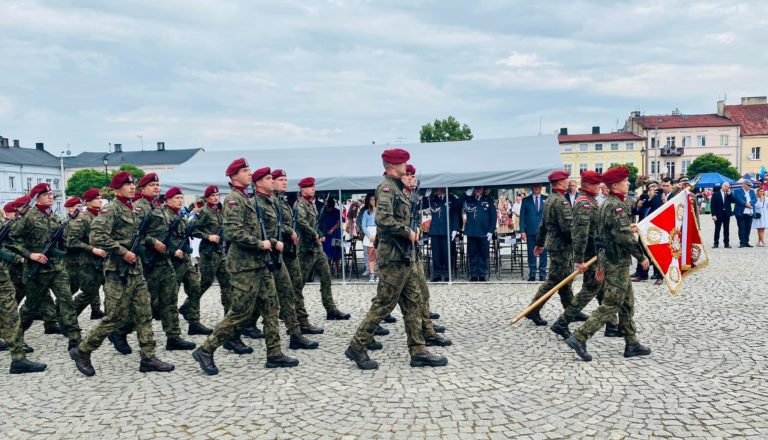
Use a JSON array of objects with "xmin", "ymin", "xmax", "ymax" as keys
[
  {"xmin": 60, "ymin": 146, "xmax": 71, "ymax": 201},
  {"xmin": 103, "ymin": 154, "xmax": 109, "ymax": 186}
]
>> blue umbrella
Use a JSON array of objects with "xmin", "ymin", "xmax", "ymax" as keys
[
  {"xmin": 691, "ymin": 172, "xmax": 735, "ymax": 189},
  {"xmin": 760, "ymin": 166, "xmax": 766, "ymax": 179}
]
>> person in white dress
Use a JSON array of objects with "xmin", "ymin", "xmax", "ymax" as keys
[{"xmin": 751, "ymin": 187, "xmax": 768, "ymax": 246}]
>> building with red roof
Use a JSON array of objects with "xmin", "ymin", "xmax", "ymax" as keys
[{"xmin": 722, "ymin": 97, "xmax": 768, "ymax": 175}]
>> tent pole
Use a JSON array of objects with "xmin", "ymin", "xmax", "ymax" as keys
[
  {"xmin": 339, "ymin": 189, "xmax": 346, "ymax": 285},
  {"xmin": 446, "ymin": 185, "xmax": 452, "ymax": 285}
]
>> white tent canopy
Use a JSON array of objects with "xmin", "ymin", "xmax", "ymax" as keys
[{"xmin": 161, "ymin": 135, "xmax": 562, "ymax": 194}]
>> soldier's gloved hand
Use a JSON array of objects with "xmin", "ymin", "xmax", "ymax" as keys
[
  {"xmin": 486, "ymin": 233, "xmax": 492, "ymax": 242},
  {"xmin": 262, "ymin": 240, "xmax": 272, "ymax": 250},
  {"xmin": 276, "ymin": 241, "xmax": 284, "ymax": 252},
  {"xmin": 209, "ymin": 234, "xmax": 220, "ymax": 244},
  {"xmin": 153, "ymin": 240, "xmax": 167, "ymax": 253},
  {"xmin": 641, "ymin": 258, "xmax": 650, "ymax": 271},
  {"xmin": 451, "ymin": 231, "xmax": 458, "ymax": 240},
  {"xmin": 533, "ymin": 246, "xmax": 544, "ymax": 257},
  {"xmin": 30, "ymin": 253, "xmax": 48, "ymax": 264},
  {"xmin": 174, "ymin": 249, "xmax": 184, "ymax": 259},
  {"xmin": 92, "ymin": 248, "xmax": 107, "ymax": 258},
  {"xmin": 123, "ymin": 251, "xmax": 137, "ymax": 264}
]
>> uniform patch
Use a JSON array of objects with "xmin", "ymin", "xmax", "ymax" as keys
[
  {"xmin": 581, "ymin": 204, "xmax": 590, "ymax": 208},
  {"xmin": 383, "ymin": 187, "xmax": 390, "ymax": 193},
  {"xmin": 228, "ymin": 201, "xmax": 238, "ymax": 205},
  {"xmin": 563, "ymin": 201, "xmax": 569, "ymax": 205},
  {"xmin": 615, "ymin": 208, "xmax": 624, "ymax": 213}
]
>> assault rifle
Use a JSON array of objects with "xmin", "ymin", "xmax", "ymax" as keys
[
  {"xmin": 118, "ymin": 195, "xmax": 159, "ymax": 283},
  {"xmin": 145, "ymin": 206, "xmax": 185, "ymax": 267},
  {"xmin": 167, "ymin": 213, "xmax": 198, "ymax": 266},
  {"xmin": 400, "ymin": 180, "xmax": 422, "ymax": 266},
  {"xmin": 253, "ymin": 192, "xmax": 280, "ymax": 272},
  {"xmin": 27, "ymin": 209, "xmax": 71, "ymax": 279},
  {"xmin": 0, "ymin": 196, "xmax": 36, "ymax": 264},
  {"xmin": 283, "ymin": 199, "xmax": 298, "ymax": 256}
]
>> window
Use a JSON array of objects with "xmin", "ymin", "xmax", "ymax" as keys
[
  {"xmin": 697, "ymin": 135, "xmax": 706, "ymax": 146},
  {"xmin": 651, "ymin": 160, "xmax": 659, "ymax": 174},
  {"xmin": 45, "ymin": 178, "xmax": 51, "ymax": 184},
  {"xmin": 681, "ymin": 160, "xmax": 691, "ymax": 175},
  {"xmin": 563, "ymin": 144, "xmax": 573, "ymax": 152},
  {"xmin": 579, "ymin": 163, "xmax": 589, "ymax": 173},
  {"xmin": 651, "ymin": 137, "xmax": 657, "ymax": 149},
  {"xmin": 610, "ymin": 143, "xmax": 619, "ymax": 151},
  {"xmin": 626, "ymin": 142, "xmax": 635, "ymax": 150},
  {"xmin": 8, "ymin": 176, "xmax": 14, "ymax": 190},
  {"xmin": 26, "ymin": 177, "xmax": 32, "ymax": 189},
  {"xmin": 665, "ymin": 136, "xmax": 676, "ymax": 147},
  {"xmin": 594, "ymin": 143, "xmax": 603, "ymax": 151},
  {"xmin": 682, "ymin": 136, "xmax": 691, "ymax": 147},
  {"xmin": 751, "ymin": 147, "xmax": 761, "ymax": 160},
  {"xmin": 579, "ymin": 143, "xmax": 588, "ymax": 152},
  {"xmin": 563, "ymin": 163, "xmax": 573, "ymax": 175},
  {"xmin": 594, "ymin": 163, "xmax": 604, "ymax": 174},
  {"xmin": 720, "ymin": 135, "xmax": 729, "ymax": 146},
  {"xmin": 54, "ymin": 179, "xmax": 60, "ymax": 190},
  {"xmin": 666, "ymin": 161, "xmax": 676, "ymax": 178},
  {"xmin": 36, "ymin": 178, "xmax": 42, "ymax": 184}
]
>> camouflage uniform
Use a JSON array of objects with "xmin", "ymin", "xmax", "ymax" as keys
[
  {"xmin": 9, "ymin": 207, "xmax": 81, "ymax": 344},
  {"xmin": 144, "ymin": 205, "xmax": 183, "ymax": 337},
  {"xmin": 350, "ymin": 175, "xmax": 426, "ymax": 355},
  {"xmin": 277, "ymin": 194, "xmax": 312, "ymax": 327},
  {"xmin": 415, "ymin": 250, "xmax": 439, "ymax": 338},
  {"xmin": 201, "ymin": 188, "xmax": 283, "ymax": 357},
  {"xmin": 171, "ymin": 214, "xmax": 204, "ymax": 325},
  {"xmin": 65, "ymin": 209, "xmax": 104, "ymax": 316},
  {"xmin": 0, "ymin": 261, "xmax": 27, "ymax": 362},
  {"xmin": 295, "ymin": 197, "xmax": 340, "ymax": 314},
  {"xmin": 192, "ymin": 203, "xmax": 232, "ymax": 313},
  {"xmin": 529, "ymin": 191, "xmax": 574, "ymax": 311},
  {"xmin": 79, "ymin": 198, "xmax": 157, "ymax": 357},
  {"xmin": 573, "ymin": 194, "xmax": 645, "ymax": 344}
]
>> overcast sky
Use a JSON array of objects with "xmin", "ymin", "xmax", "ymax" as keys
[{"xmin": 1, "ymin": 0, "xmax": 767, "ymax": 154}]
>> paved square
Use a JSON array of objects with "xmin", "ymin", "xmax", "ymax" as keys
[{"xmin": 1, "ymin": 222, "xmax": 766, "ymax": 439}]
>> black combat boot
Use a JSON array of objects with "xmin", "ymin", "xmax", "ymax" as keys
[
  {"xmin": 624, "ymin": 342, "xmax": 652, "ymax": 358},
  {"xmin": 188, "ymin": 321, "xmax": 213, "ymax": 336},
  {"xmin": 367, "ymin": 340, "xmax": 383, "ymax": 351},
  {"xmin": 604, "ymin": 323, "xmax": 622, "ymax": 337},
  {"xmin": 429, "ymin": 311, "xmax": 440, "ymax": 320},
  {"xmin": 374, "ymin": 324, "xmax": 389, "ymax": 336},
  {"xmin": 565, "ymin": 336, "xmax": 592, "ymax": 361},
  {"xmin": 178, "ymin": 303, "xmax": 190, "ymax": 321},
  {"xmin": 22, "ymin": 344, "xmax": 34, "ymax": 353},
  {"xmin": 222, "ymin": 337, "xmax": 253, "ymax": 355},
  {"xmin": 166, "ymin": 335, "xmax": 196, "ymax": 351},
  {"xmin": 572, "ymin": 312, "xmax": 590, "ymax": 322},
  {"xmin": 0, "ymin": 338, "xmax": 7, "ymax": 351},
  {"xmin": 326, "ymin": 309, "xmax": 351, "ymax": 320},
  {"xmin": 69, "ymin": 346, "xmax": 96, "ymax": 376},
  {"xmin": 433, "ymin": 324, "xmax": 446, "ymax": 333},
  {"xmin": 382, "ymin": 314, "xmax": 397, "ymax": 323},
  {"xmin": 410, "ymin": 350, "xmax": 448, "ymax": 367},
  {"xmin": 90, "ymin": 307, "xmax": 105, "ymax": 320},
  {"xmin": 107, "ymin": 332, "xmax": 132, "ymax": 355},
  {"xmin": 265, "ymin": 354, "xmax": 299, "ymax": 368},
  {"xmin": 241, "ymin": 326, "xmax": 264, "ymax": 339},
  {"xmin": 299, "ymin": 323, "xmax": 324, "ymax": 335},
  {"xmin": 139, "ymin": 355, "xmax": 175, "ymax": 373},
  {"xmin": 289, "ymin": 334, "xmax": 319, "ymax": 350},
  {"xmin": 44, "ymin": 322, "xmax": 63, "ymax": 335},
  {"xmin": 68, "ymin": 339, "xmax": 81, "ymax": 350},
  {"xmin": 550, "ymin": 318, "xmax": 572, "ymax": 340},
  {"xmin": 526, "ymin": 309, "xmax": 548, "ymax": 326},
  {"xmin": 345, "ymin": 346, "xmax": 378, "ymax": 370},
  {"xmin": 9, "ymin": 358, "xmax": 47, "ymax": 374},
  {"xmin": 192, "ymin": 347, "xmax": 219, "ymax": 375},
  {"xmin": 425, "ymin": 334, "xmax": 452, "ymax": 347}
]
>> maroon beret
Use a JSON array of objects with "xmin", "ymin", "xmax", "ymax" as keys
[
  {"xmin": 204, "ymin": 185, "xmax": 219, "ymax": 198},
  {"xmin": 3, "ymin": 202, "xmax": 17, "ymax": 213},
  {"xmin": 381, "ymin": 148, "xmax": 410, "ymax": 164},
  {"xmin": 14, "ymin": 196, "xmax": 31, "ymax": 207},
  {"xmin": 110, "ymin": 171, "xmax": 134, "ymax": 189},
  {"xmin": 271, "ymin": 169, "xmax": 286, "ymax": 179},
  {"xmin": 602, "ymin": 166, "xmax": 630, "ymax": 185},
  {"xmin": 298, "ymin": 177, "xmax": 315, "ymax": 188},
  {"xmin": 137, "ymin": 172, "xmax": 159, "ymax": 188},
  {"xmin": 30, "ymin": 182, "xmax": 52, "ymax": 198},
  {"xmin": 251, "ymin": 167, "xmax": 271, "ymax": 183},
  {"xmin": 165, "ymin": 187, "xmax": 183, "ymax": 199},
  {"xmin": 406, "ymin": 164, "xmax": 416, "ymax": 175},
  {"xmin": 226, "ymin": 157, "xmax": 249, "ymax": 177},
  {"xmin": 580, "ymin": 170, "xmax": 602, "ymax": 185},
  {"xmin": 548, "ymin": 170, "xmax": 570, "ymax": 182},
  {"xmin": 64, "ymin": 197, "xmax": 82, "ymax": 208},
  {"xmin": 82, "ymin": 188, "xmax": 101, "ymax": 202}
]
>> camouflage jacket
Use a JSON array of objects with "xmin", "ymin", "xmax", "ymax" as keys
[
  {"xmin": 64, "ymin": 209, "xmax": 101, "ymax": 266},
  {"xmin": 146, "ymin": 205, "xmax": 187, "ymax": 265},
  {"xmin": 134, "ymin": 196, "xmax": 161, "ymax": 259},
  {"xmin": 295, "ymin": 196, "xmax": 321, "ymax": 253},
  {"xmin": 90, "ymin": 198, "xmax": 144, "ymax": 275},
  {"xmin": 375, "ymin": 175, "xmax": 413, "ymax": 265},
  {"xmin": 0, "ymin": 217, "xmax": 24, "ymax": 265},
  {"xmin": 8, "ymin": 206, "xmax": 66, "ymax": 273},
  {"xmin": 223, "ymin": 188, "xmax": 268, "ymax": 273},
  {"xmin": 597, "ymin": 194, "xmax": 645, "ymax": 270},
  {"xmin": 535, "ymin": 191, "xmax": 573, "ymax": 253},
  {"xmin": 252, "ymin": 192, "xmax": 281, "ymax": 249},
  {"xmin": 275, "ymin": 192, "xmax": 298, "ymax": 257},
  {"xmin": 192, "ymin": 203, "xmax": 225, "ymax": 256},
  {"xmin": 571, "ymin": 193, "xmax": 599, "ymax": 264}
]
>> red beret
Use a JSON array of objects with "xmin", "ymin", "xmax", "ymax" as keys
[
  {"xmin": 298, "ymin": 177, "xmax": 315, "ymax": 188},
  {"xmin": 548, "ymin": 170, "xmax": 570, "ymax": 182},
  {"xmin": 14, "ymin": 196, "xmax": 31, "ymax": 207},
  {"xmin": 82, "ymin": 188, "xmax": 101, "ymax": 202},
  {"xmin": 381, "ymin": 148, "xmax": 410, "ymax": 164},
  {"xmin": 226, "ymin": 157, "xmax": 249, "ymax": 177},
  {"xmin": 580, "ymin": 170, "xmax": 602, "ymax": 185},
  {"xmin": 271, "ymin": 169, "xmax": 286, "ymax": 179},
  {"xmin": 165, "ymin": 187, "xmax": 183, "ymax": 199},
  {"xmin": 251, "ymin": 167, "xmax": 271, "ymax": 183},
  {"xmin": 406, "ymin": 164, "xmax": 416, "ymax": 175},
  {"xmin": 204, "ymin": 185, "xmax": 219, "ymax": 198},
  {"xmin": 3, "ymin": 202, "xmax": 17, "ymax": 213},
  {"xmin": 110, "ymin": 171, "xmax": 134, "ymax": 189},
  {"xmin": 137, "ymin": 172, "xmax": 159, "ymax": 188},
  {"xmin": 64, "ymin": 197, "xmax": 82, "ymax": 208},
  {"xmin": 602, "ymin": 166, "xmax": 630, "ymax": 185},
  {"xmin": 30, "ymin": 182, "xmax": 52, "ymax": 198}
]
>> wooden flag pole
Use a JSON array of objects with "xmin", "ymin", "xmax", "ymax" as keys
[{"xmin": 511, "ymin": 256, "xmax": 598, "ymax": 324}]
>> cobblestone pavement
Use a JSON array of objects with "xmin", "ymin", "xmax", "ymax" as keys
[{"xmin": 1, "ymin": 222, "xmax": 766, "ymax": 439}]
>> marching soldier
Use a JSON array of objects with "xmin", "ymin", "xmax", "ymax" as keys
[
  {"xmin": 192, "ymin": 158, "xmax": 298, "ymax": 375},
  {"xmin": 525, "ymin": 170, "xmax": 581, "ymax": 326},
  {"xmin": 69, "ymin": 171, "xmax": 174, "ymax": 376},
  {"xmin": 463, "ymin": 187, "xmax": 496, "ymax": 281},
  {"xmin": 549, "ymin": 171, "xmax": 621, "ymax": 340},
  {"xmin": 345, "ymin": 148, "xmax": 447, "ymax": 370},
  {"xmin": 294, "ymin": 177, "xmax": 350, "ymax": 321},
  {"xmin": 565, "ymin": 166, "xmax": 652, "ymax": 361},
  {"xmin": 66, "ymin": 189, "xmax": 107, "ymax": 319},
  {"xmin": 9, "ymin": 183, "xmax": 82, "ymax": 350}
]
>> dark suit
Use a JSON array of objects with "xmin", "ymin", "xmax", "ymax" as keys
[
  {"xmin": 519, "ymin": 193, "xmax": 547, "ymax": 279},
  {"xmin": 424, "ymin": 193, "xmax": 460, "ymax": 281},
  {"xmin": 565, "ymin": 191, "xmax": 579, "ymax": 207},
  {"xmin": 732, "ymin": 187, "xmax": 758, "ymax": 246},
  {"xmin": 709, "ymin": 189, "xmax": 732, "ymax": 246}
]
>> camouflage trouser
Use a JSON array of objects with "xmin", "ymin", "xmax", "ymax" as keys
[
  {"xmin": 415, "ymin": 260, "xmax": 437, "ymax": 338},
  {"xmin": 560, "ymin": 264, "xmax": 617, "ymax": 325},
  {"xmin": 0, "ymin": 265, "xmax": 25, "ymax": 361},
  {"xmin": 286, "ymin": 256, "xmax": 311, "ymax": 326},
  {"xmin": 20, "ymin": 267, "xmax": 81, "ymax": 342},
  {"xmin": 250, "ymin": 263, "xmax": 301, "ymax": 336},
  {"xmin": 199, "ymin": 251, "xmax": 232, "ymax": 313},
  {"xmin": 530, "ymin": 250, "xmax": 574, "ymax": 311},
  {"xmin": 72, "ymin": 262, "xmax": 104, "ymax": 316},
  {"xmin": 11, "ymin": 262, "xmax": 25, "ymax": 303},
  {"xmin": 351, "ymin": 261, "xmax": 426, "ymax": 355},
  {"xmin": 574, "ymin": 265, "xmax": 638, "ymax": 344},
  {"xmin": 144, "ymin": 261, "xmax": 181, "ymax": 337},
  {"xmin": 203, "ymin": 268, "xmax": 282, "ymax": 357},
  {"xmin": 80, "ymin": 271, "xmax": 156, "ymax": 357},
  {"xmin": 176, "ymin": 260, "xmax": 204, "ymax": 323},
  {"xmin": 299, "ymin": 250, "xmax": 337, "ymax": 313}
]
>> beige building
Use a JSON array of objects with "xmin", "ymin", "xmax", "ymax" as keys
[
  {"xmin": 559, "ymin": 128, "xmax": 645, "ymax": 177},
  {"xmin": 722, "ymin": 97, "xmax": 768, "ymax": 175}
]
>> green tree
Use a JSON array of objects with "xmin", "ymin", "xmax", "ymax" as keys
[
  {"xmin": 66, "ymin": 169, "xmax": 110, "ymax": 198},
  {"xmin": 686, "ymin": 153, "xmax": 740, "ymax": 180},
  {"xmin": 420, "ymin": 116, "xmax": 473, "ymax": 143},
  {"xmin": 615, "ymin": 162, "xmax": 640, "ymax": 191}
]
